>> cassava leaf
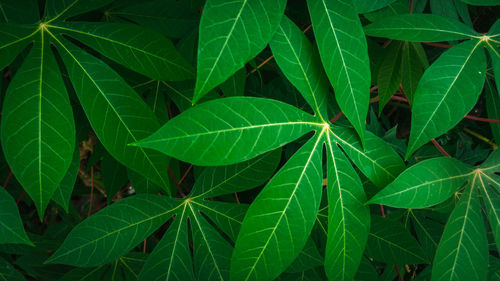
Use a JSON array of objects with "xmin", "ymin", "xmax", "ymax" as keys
[
  {"xmin": 52, "ymin": 146, "xmax": 79, "ymax": 212},
  {"xmin": 134, "ymin": 97, "xmax": 321, "ymax": 166},
  {"xmin": 406, "ymin": 39, "xmax": 487, "ymax": 157},
  {"xmin": 1, "ymin": 31, "xmax": 75, "ymax": 218},
  {"xmin": 377, "ymin": 41, "xmax": 403, "ymax": 114},
  {"xmin": 368, "ymin": 157, "xmax": 474, "ymax": 208},
  {"xmin": 460, "ymin": 0, "xmax": 500, "ymax": 5},
  {"xmin": 0, "ymin": 24, "xmax": 38, "ymax": 78},
  {"xmin": 44, "ymin": 0, "xmax": 114, "ymax": 22},
  {"xmin": 352, "ymin": 0, "xmax": 398, "ymax": 13},
  {"xmin": 193, "ymin": 0, "xmax": 286, "ymax": 103},
  {"xmin": 230, "ymin": 131, "xmax": 324, "ymax": 281},
  {"xmin": 0, "ymin": 188, "xmax": 32, "ymax": 245},
  {"xmin": 402, "ymin": 42, "xmax": 427, "ymax": 104},
  {"xmin": 364, "ymin": 14, "xmax": 481, "ymax": 42},
  {"xmin": 0, "ymin": 256, "xmax": 27, "ymax": 281},
  {"xmin": 307, "ymin": 0, "xmax": 371, "ymax": 145}
]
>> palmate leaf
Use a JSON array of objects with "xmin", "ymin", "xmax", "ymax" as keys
[
  {"xmin": 46, "ymin": 195, "xmax": 180, "ymax": 266},
  {"xmin": 368, "ymin": 157, "xmax": 474, "ymax": 208},
  {"xmin": 307, "ymin": 0, "xmax": 371, "ymax": 145},
  {"xmin": 0, "ymin": 187, "xmax": 32, "ymax": 245},
  {"xmin": 48, "ymin": 22, "xmax": 194, "ymax": 81},
  {"xmin": 230, "ymin": 131, "xmax": 324, "ymax": 281},
  {"xmin": 44, "ymin": 0, "xmax": 114, "ymax": 22},
  {"xmin": 324, "ymin": 132, "xmax": 370, "ymax": 281},
  {"xmin": 406, "ymin": 39, "xmax": 487, "ymax": 157},
  {"xmin": 193, "ymin": 0, "xmax": 286, "ymax": 103},
  {"xmin": 1, "ymin": 30, "xmax": 75, "ymax": 218},
  {"xmin": 0, "ymin": 24, "xmax": 38, "ymax": 69},
  {"xmin": 432, "ymin": 184, "xmax": 488, "ymax": 281},
  {"xmin": 51, "ymin": 35, "xmax": 172, "ymax": 193},
  {"xmin": 134, "ymin": 97, "xmax": 321, "ymax": 166},
  {"xmin": 364, "ymin": 14, "xmax": 481, "ymax": 42},
  {"xmin": 269, "ymin": 15, "xmax": 329, "ymax": 121}
]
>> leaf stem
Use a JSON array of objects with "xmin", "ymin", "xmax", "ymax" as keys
[
  {"xmin": 431, "ymin": 139, "xmax": 451, "ymax": 157},
  {"xmin": 2, "ymin": 169, "xmax": 12, "ymax": 188}
]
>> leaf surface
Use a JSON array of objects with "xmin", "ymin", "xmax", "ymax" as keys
[
  {"xmin": 377, "ymin": 41, "xmax": 403, "ymax": 114},
  {"xmin": 0, "ymin": 188, "xmax": 32, "ymax": 245},
  {"xmin": 44, "ymin": 0, "xmax": 114, "ymax": 22},
  {"xmin": 52, "ymin": 146, "xmax": 79, "ymax": 212},
  {"xmin": 0, "ymin": 24, "xmax": 37, "ymax": 69}
]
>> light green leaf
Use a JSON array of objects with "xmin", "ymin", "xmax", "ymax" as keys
[
  {"xmin": 366, "ymin": 215, "xmax": 429, "ymax": 264},
  {"xmin": 135, "ymin": 97, "xmax": 321, "ymax": 166},
  {"xmin": 269, "ymin": 15, "xmax": 329, "ymax": 120},
  {"xmin": 377, "ymin": 41, "xmax": 403, "ymax": 114},
  {"xmin": 230, "ymin": 131, "xmax": 325, "ymax": 281},
  {"xmin": 0, "ymin": 188, "xmax": 32, "ymax": 245},
  {"xmin": 52, "ymin": 146, "xmax": 79, "ymax": 212},
  {"xmin": 407, "ymin": 39, "xmax": 487, "ymax": 157},
  {"xmin": 330, "ymin": 126, "xmax": 406, "ymax": 188},
  {"xmin": 0, "ymin": 256, "xmax": 27, "ymax": 281},
  {"xmin": 190, "ymin": 149, "xmax": 281, "ymax": 198},
  {"xmin": 364, "ymin": 14, "xmax": 480, "ymax": 42},
  {"xmin": 52, "ymin": 36, "xmax": 172, "ymax": 193},
  {"xmin": 460, "ymin": 0, "xmax": 500, "ymax": 5},
  {"xmin": 44, "ymin": 0, "xmax": 114, "ymax": 22},
  {"xmin": 193, "ymin": 0, "xmax": 286, "ymax": 103},
  {"xmin": 46, "ymin": 195, "xmax": 181, "ymax": 267},
  {"xmin": 307, "ymin": 0, "xmax": 371, "ymax": 145},
  {"xmin": 1, "ymin": 32, "xmax": 75, "ymax": 218},
  {"xmin": 324, "ymin": 132, "xmax": 370, "ymax": 281},
  {"xmin": 49, "ymin": 22, "xmax": 194, "ymax": 81},
  {"xmin": 0, "ymin": 24, "xmax": 38, "ymax": 74},
  {"xmin": 352, "ymin": 0, "xmax": 398, "ymax": 13},
  {"xmin": 368, "ymin": 157, "xmax": 474, "ymax": 208},
  {"xmin": 137, "ymin": 204, "xmax": 194, "ymax": 281},
  {"xmin": 432, "ymin": 185, "xmax": 488, "ymax": 281}
]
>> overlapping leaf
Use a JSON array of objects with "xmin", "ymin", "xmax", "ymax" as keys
[
  {"xmin": 0, "ymin": 24, "xmax": 38, "ymax": 69},
  {"xmin": 193, "ymin": 0, "xmax": 286, "ymax": 103},
  {"xmin": 0, "ymin": 188, "xmax": 32, "ymax": 245},
  {"xmin": 44, "ymin": 0, "xmax": 114, "ymax": 22}
]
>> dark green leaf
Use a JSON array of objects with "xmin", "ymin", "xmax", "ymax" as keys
[
  {"xmin": 285, "ymin": 238, "xmax": 323, "ymax": 273},
  {"xmin": 353, "ymin": 0, "xmax": 398, "ymax": 13},
  {"xmin": 220, "ymin": 68, "xmax": 246, "ymax": 97},
  {"xmin": 101, "ymin": 154, "xmax": 128, "ymax": 203},
  {"xmin": 0, "ymin": 0, "xmax": 39, "ymax": 24},
  {"xmin": 0, "ymin": 256, "xmax": 27, "ymax": 281},
  {"xmin": 402, "ymin": 42, "xmax": 426, "ymax": 104},
  {"xmin": 44, "ymin": 0, "xmax": 114, "ymax": 22},
  {"xmin": 52, "ymin": 146, "xmax": 79, "ymax": 212},
  {"xmin": 459, "ymin": 0, "xmax": 500, "ymax": 5},
  {"xmin": 0, "ymin": 188, "xmax": 32, "ymax": 245},
  {"xmin": 0, "ymin": 24, "xmax": 38, "ymax": 74},
  {"xmin": 377, "ymin": 41, "xmax": 403, "ymax": 114}
]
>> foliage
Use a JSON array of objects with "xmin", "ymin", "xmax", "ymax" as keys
[{"xmin": 0, "ymin": 0, "xmax": 499, "ymax": 280}]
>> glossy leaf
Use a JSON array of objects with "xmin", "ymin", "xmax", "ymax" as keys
[
  {"xmin": 432, "ymin": 185, "xmax": 488, "ymax": 281},
  {"xmin": 407, "ymin": 39, "xmax": 486, "ymax": 157},
  {"xmin": 0, "ymin": 24, "xmax": 38, "ymax": 69},
  {"xmin": 324, "ymin": 132, "xmax": 370, "ymax": 281},
  {"xmin": 230, "ymin": 132, "xmax": 324, "ymax": 281},
  {"xmin": 0, "ymin": 188, "xmax": 32, "ymax": 245},
  {"xmin": 364, "ymin": 14, "xmax": 480, "ymax": 42},
  {"xmin": 134, "ymin": 97, "xmax": 320, "ymax": 166},
  {"xmin": 269, "ymin": 15, "xmax": 329, "ymax": 120},
  {"xmin": 52, "ymin": 146, "xmax": 79, "ymax": 212},
  {"xmin": 1, "ymin": 32, "xmax": 75, "ymax": 218},
  {"xmin": 46, "ymin": 195, "xmax": 180, "ymax": 267},
  {"xmin": 368, "ymin": 157, "xmax": 473, "ymax": 208},
  {"xmin": 193, "ymin": 0, "xmax": 286, "ymax": 103},
  {"xmin": 307, "ymin": 0, "xmax": 371, "ymax": 144},
  {"xmin": 50, "ymin": 22, "xmax": 194, "ymax": 81},
  {"xmin": 54, "ymin": 37, "xmax": 172, "ymax": 193}
]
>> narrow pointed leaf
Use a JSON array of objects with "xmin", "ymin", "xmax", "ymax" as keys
[
  {"xmin": 307, "ymin": 0, "xmax": 371, "ymax": 144},
  {"xmin": 377, "ymin": 41, "xmax": 403, "ymax": 114},
  {"xmin": 324, "ymin": 132, "xmax": 370, "ymax": 281},
  {"xmin": 1, "ymin": 33, "xmax": 75, "ymax": 218},
  {"xmin": 46, "ymin": 195, "xmax": 181, "ymax": 267},
  {"xmin": 50, "ymin": 22, "xmax": 194, "ymax": 81},
  {"xmin": 138, "ymin": 205, "xmax": 194, "ymax": 281},
  {"xmin": 193, "ymin": 0, "xmax": 286, "ymax": 102},
  {"xmin": 432, "ymin": 184, "xmax": 488, "ymax": 281},
  {"xmin": 230, "ymin": 132, "xmax": 324, "ymax": 281},
  {"xmin": 285, "ymin": 237, "xmax": 323, "ymax": 273},
  {"xmin": 364, "ymin": 14, "xmax": 480, "ymax": 42},
  {"xmin": 220, "ymin": 68, "xmax": 246, "ymax": 97},
  {"xmin": 402, "ymin": 42, "xmax": 426, "ymax": 104},
  {"xmin": 477, "ymin": 174, "xmax": 500, "ymax": 253},
  {"xmin": 0, "ymin": 188, "xmax": 32, "ymax": 245},
  {"xmin": 407, "ymin": 40, "xmax": 487, "ymax": 157},
  {"xmin": 0, "ymin": 256, "xmax": 27, "ymax": 281},
  {"xmin": 0, "ymin": 24, "xmax": 38, "ymax": 69},
  {"xmin": 192, "ymin": 200, "xmax": 248, "ymax": 241},
  {"xmin": 101, "ymin": 154, "xmax": 128, "ymax": 203},
  {"xmin": 52, "ymin": 146, "xmax": 79, "ymax": 212},
  {"xmin": 54, "ymin": 37, "xmax": 172, "ymax": 193},
  {"xmin": 44, "ymin": 0, "xmax": 114, "ymax": 22},
  {"xmin": 369, "ymin": 157, "xmax": 473, "ymax": 208},
  {"xmin": 269, "ymin": 15, "xmax": 329, "ymax": 120},
  {"xmin": 330, "ymin": 126, "xmax": 406, "ymax": 188},
  {"xmin": 135, "ymin": 97, "xmax": 320, "ymax": 166}
]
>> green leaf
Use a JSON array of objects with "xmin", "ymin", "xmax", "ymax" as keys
[
  {"xmin": 1, "ymin": 32, "xmax": 75, "ymax": 218},
  {"xmin": 406, "ymin": 39, "xmax": 487, "ymax": 157},
  {"xmin": 0, "ymin": 188, "xmax": 32, "ymax": 245},
  {"xmin": 285, "ymin": 237, "xmax": 323, "ymax": 273},
  {"xmin": 220, "ymin": 68, "xmax": 246, "ymax": 97},
  {"xmin": 134, "ymin": 97, "xmax": 321, "ymax": 166},
  {"xmin": 324, "ymin": 132, "xmax": 370, "ymax": 281},
  {"xmin": 192, "ymin": 200, "xmax": 248, "ymax": 241},
  {"xmin": 230, "ymin": 131, "xmax": 324, "ymax": 281},
  {"xmin": 0, "ymin": 256, "xmax": 27, "ymax": 281},
  {"xmin": 44, "ymin": 0, "xmax": 114, "ymax": 22},
  {"xmin": 368, "ymin": 157, "xmax": 474, "ymax": 208},
  {"xmin": 330, "ymin": 126, "xmax": 406, "ymax": 188},
  {"xmin": 364, "ymin": 14, "xmax": 480, "ymax": 42},
  {"xmin": 0, "ymin": 0, "xmax": 39, "ymax": 24},
  {"xmin": 352, "ymin": 0, "xmax": 398, "ymax": 13},
  {"xmin": 0, "ymin": 24, "xmax": 38, "ymax": 71},
  {"xmin": 307, "ymin": 0, "xmax": 371, "ymax": 145},
  {"xmin": 366, "ymin": 215, "xmax": 429, "ymax": 264},
  {"xmin": 53, "ymin": 36, "xmax": 172, "ymax": 193},
  {"xmin": 377, "ymin": 41, "xmax": 403, "ymax": 114},
  {"xmin": 193, "ymin": 0, "xmax": 286, "ymax": 103},
  {"xmin": 101, "ymin": 154, "xmax": 128, "ymax": 203},
  {"xmin": 402, "ymin": 42, "xmax": 426, "ymax": 104},
  {"xmin": 52, "ymin": 146, "xmax": 79, "ymax": 212},
  {"xmin": 49, "ymin": 22, "xmax": 194, "ymax": 81},
  {"xmin": 46, "ymin": 195, "xmax": 180, "ymax": 267},
  {"xmin": 190, "ymin": 149, "xmax": 281, "ymax": 198},
  {"xmin": 269, "ymin": 15, "xmax": 329, "ymax": 120},
  {"xmin": 432, "ymin": 185, "xmax": 488, "ymax": 281},
  {"xmin": 459, "ymin": 0, "xmax": 500, "ymax": 5}
]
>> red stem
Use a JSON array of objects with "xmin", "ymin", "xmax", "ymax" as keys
[
  {"xmin": 2, "ymin": 169, "xmax": 12, "ymax": 188},
  {"xmin": 423, "ymin": 42, "xmax": 453, "ymax": 48},
  {"xmin": 330, "ymin": 111, "xmax": 344, "ymax": 123},
  {"xmin": 464, "ymin": 115, "xmax": 500, "ymax": 123},
  {"xmin": 431, "ymin": 139, "xmax": 451, "ymax": 157},
  {"xmin": 234, "ymin": 193, "xmax": 241, "ymax": 204},
  {"xmin": 178, "ymin": 165, "xmax": 193, "ymax": 186},
  {"xmin": 379, "ymin": 204, "xmax": 386, "ymax": 218},
  {"xmin": 395, "ymin": 264, "xmax": 404, "ymax": 281},
  {"xmin": 16, "ymin": 190, "xmax": 26, "ymax": 205}
]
